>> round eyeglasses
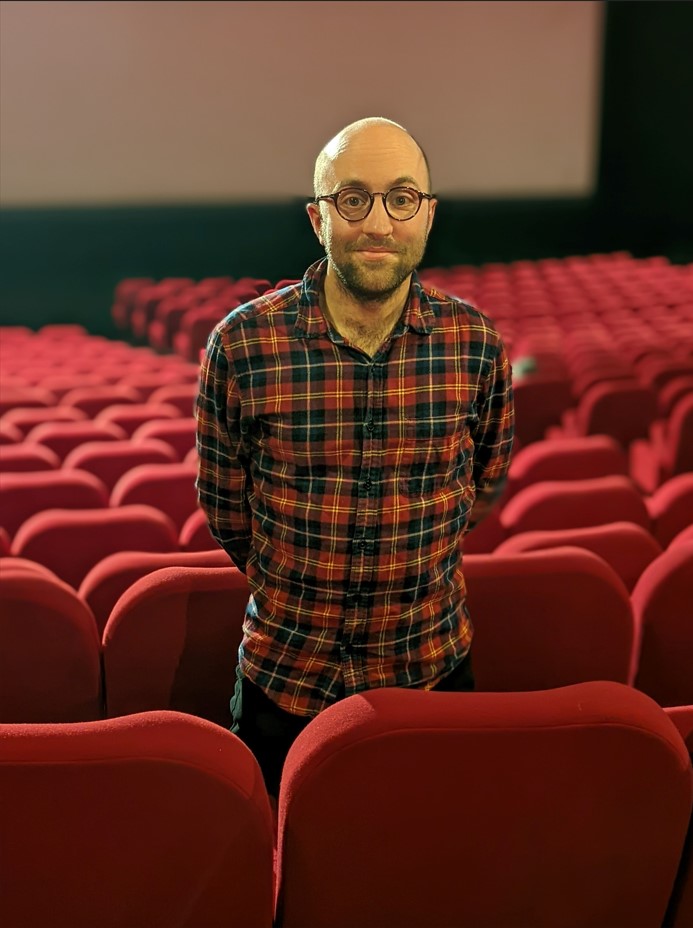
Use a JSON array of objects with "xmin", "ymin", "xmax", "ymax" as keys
[{"xmin": 314, "ymin": 186, "xmax": 434, "ymax": 222}]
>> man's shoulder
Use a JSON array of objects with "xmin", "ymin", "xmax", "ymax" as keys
[
  {"xmin": 422, "ymin": 283, "xmax": 504, "ymax": 340},
  {"xmin": 218, "ymin": 281, "xmax": 304, "ymax": 337}
]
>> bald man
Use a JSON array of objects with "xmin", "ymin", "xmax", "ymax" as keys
[{"xmin": 196, "ymin": 117, "xmax": 514, "ymax": 796}]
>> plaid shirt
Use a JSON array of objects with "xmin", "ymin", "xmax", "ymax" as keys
[{"xmin": 196, "ymin": 258, "xmax": 514, "ymax": 717}]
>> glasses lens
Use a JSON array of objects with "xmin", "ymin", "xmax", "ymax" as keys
[
  {"xmin": 335, "ymin": 188, "xmax": 371, "ymax": 220},
  {"xmin": 385, "ymin": 187, "xmax": 421, "ymax": 219}
]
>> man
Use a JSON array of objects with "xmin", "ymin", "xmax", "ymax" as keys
[{"xmin": 196, "ymin": 117, "xmax": 514, "ymax": 795}]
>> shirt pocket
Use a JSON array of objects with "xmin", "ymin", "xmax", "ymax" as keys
[{"xmin": 398, "ymin": 413, "xmax": 469, "ymax": 497}]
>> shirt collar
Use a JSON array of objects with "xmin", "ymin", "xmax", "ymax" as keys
[{"xmin": 294, "ymin": 257, "xmax": 435, "ymax": 339}]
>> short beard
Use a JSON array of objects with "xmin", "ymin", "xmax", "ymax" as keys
[
  {"xmin": 328, "ymin": 235, "xmax": 429, "ymax": 304},
  {"xmin": 332, "ymin": 258, "xmax": 413, "ymax": 303}
]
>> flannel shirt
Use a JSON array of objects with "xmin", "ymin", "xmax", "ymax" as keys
[{"xmin": 196, "ymin": 258, "xmax": 514, "ymax": 717}]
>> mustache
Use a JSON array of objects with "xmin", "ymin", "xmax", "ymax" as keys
[{"xmin": 348, "ymin": 239, "xmax": 403, "ymax": 253}]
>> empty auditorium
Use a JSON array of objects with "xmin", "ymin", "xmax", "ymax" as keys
[{"xmin": 1, "ymin": 2, "xmax": 692, "ymax": 926}]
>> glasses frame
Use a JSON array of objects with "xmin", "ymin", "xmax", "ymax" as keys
[{"xmin": 314, "ymin": 185, "xmax": 435, "ymax": 222}]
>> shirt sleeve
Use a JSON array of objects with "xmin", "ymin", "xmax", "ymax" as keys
[
  {"xmin": 195, "ymin": 325, "xmax": 252, "ymax": 571},
  {"xmin": 467, "ymin": 335, "xmax": 515, "ymax": 531}
]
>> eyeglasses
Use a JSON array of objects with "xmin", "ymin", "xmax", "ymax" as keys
[{"xmin": 314, "ymin": 186, "xmax": 434, "ymax": 222}]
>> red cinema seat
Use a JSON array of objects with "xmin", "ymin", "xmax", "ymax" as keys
[
  {"xmin": 276, "ymin": 682, "xmax": 692, "ymax": 928},
  {"xmin": 665, "ymin": 705, "xmax": 693, "ymax": 928},
  {"xmin": 11, "ymin": 505, "xmax": 179, "ymax": 589},
  {"xmin": 26, "ymin": 420, "xmax": 128, "ymax": 461},
  {"xmin": 0, "ymin": 469, "xmax": 109, "ymax": 538},
  {"xmin": 658, "ymin": 376, "xmax": 693, "ymax": 417},
  {"xmin": 0, "ymin": 385, "xmax": 57, "ymax": 417},
  {"xmin": 0, "ymin": 442, "xmax": 61, "ymax": 473},
  {"xmin": 630, "ymin": 393, "xmax": 693, "ymax": 493},
  {"xmin": 0, "ymin": 571, "xmax": 101, "ymax": 722},
  {"xmin": 148, "ymin": 383, "xmax": 198, "ymax": 416},
  {"xmin": 647, "ymin": 473, "xmax": 693, "ymax": 548},
  {"xmin": 499, "ymin": 474, "xmax": 650, "ymax": 536},
  {"xmin": 0, "ymin": 404, "xmax": 87, "ymax": 437},
  {"xmin": 495, "ymin": 521, "xmax": 663, "ymax": 592},
  {"xmin": 547, "ymin": 380, "xmax": 658, "ymax": 447},
  {"xmin": 102, "ymin": 566, "xmax": 249, "ymax": 727},
  {"xmin": 132, "ymin": 417, "xmax": 197, "ymax": 461},
  {"xmin": 110, "ymin": 462, "xmax": 199, "ymax": 531},
  {"xmin": 670, "ymin": 524, "xmax": 693, "ymax": 548},
  {"xmin": 509, "ymin": 375, "xmax": 573, "ymax": 446},
  {"xmin": 505, "ymin": 435, "xmax": 628, "ymax": 499},
  {"xmin": 179, "ymin": 507, "xmax": 220, "ymax": 552},
  {"xmin": 78, "ymin": 547, "xmax": 231, "ymax": 636},
  {"xmin": 0, "ymin": 557, "xmax": 59, "ymax": 579},
  {"xmin": 0, "ymin": 527, "xmax": 10, "ymax": 556},
  {"xmin": 60, "ymin": 384, "xmax": 143, "ymax": 418},
  {"xmin": 0, "ymin": 712, "xmax": 274, "ymax": 928},
  {"xmin": 464, "ymin": 547, "xmax": 636, "ymax": 689},
  {"xmin": 112, "ymin": 373, "xmax": 187, "ymax": 401},
  {"xmin": 634, "ymin": 542, "xmax": 693, "ymax": 708},
  {"xmin": 63, "ymin": 439, "xmax": 178, "ymax": 492},
  {"xmin": 94, "ymin": 403, "xmax": 181, "ymax": 437},
  {"xmin": 0, "ymin": 422, "xmax": 23, "ymax": 445}
]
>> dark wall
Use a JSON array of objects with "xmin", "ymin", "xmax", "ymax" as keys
[
  {"xmin": 1, "ymin": 0, "xmax": 691, "ymax": 337},
  {"xmin": 594, "ymin": 0, "xmax": 693, "ymax": 261}
]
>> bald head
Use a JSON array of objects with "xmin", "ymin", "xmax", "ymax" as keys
[{"xmin": 313, "ymin": 117, "xmax": 431, "ymax": 197}]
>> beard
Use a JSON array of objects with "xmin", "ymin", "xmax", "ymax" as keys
[{"xmin": 326, "ymin": 233, "xmax": 429, "ymax": 303}]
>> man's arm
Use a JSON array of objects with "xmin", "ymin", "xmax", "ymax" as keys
[
  {"xmin": 466, "ymin": 338, "xmax": 515, "ymax": 531},
  {"xmin": 195, "ymin": 326, "xmax": 252, "ymax": 572}
]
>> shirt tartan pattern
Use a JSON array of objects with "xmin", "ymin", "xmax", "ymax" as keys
[{"xmin": 196, "ymin": 258, "xmax": 514, "ymax": 717}]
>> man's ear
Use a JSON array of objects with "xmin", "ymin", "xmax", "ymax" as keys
[
  {"xmin": 426, "ymin": 197, "xmax": 438, "ymax": 237},
  {"xmin": 306, "ymin": 201, "xmax": 324, "ymax": 246}
]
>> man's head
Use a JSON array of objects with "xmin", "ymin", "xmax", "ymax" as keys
[{"xmin": 306, "ymin": 117, "xmax": 436, "ymax": 303}]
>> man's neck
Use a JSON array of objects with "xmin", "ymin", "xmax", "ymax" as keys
[{"xmin": 322, "ymin": 266, "xmax": 411, "ymax": 348}]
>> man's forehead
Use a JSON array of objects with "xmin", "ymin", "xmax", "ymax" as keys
[{"xmin": 322, "ymin": 132, "xmax": 427, "ymax": 186}]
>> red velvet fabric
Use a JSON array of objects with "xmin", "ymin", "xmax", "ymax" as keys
[
  {"xmin": 630, "ymin": 394, "xmax": 693, "ymax": 493},
  {"xmin": 0, "ymin": 711, "xmax": 274, "ymax": 928},
  {"xmin": 646, "ymin": 473, "xmax": 693, "ymax": 548},
  {"xmin": 464, "ymin": 547, "xmax": 637, "ymax": 689},
  {"xmin": 0, "ymin": 441, "xmax": 61, "ymax": 473},
  {"xmin": 24, "ymin": 419, "xmax": 128, "ymax": 461},
  {"xmin": 110, "ymin": 462, "xmax": 199, "ymax": 531},
  {"xmin": 500, "ymin": 474, "xmax": 651, "ymax": 535},
  {"xmin": 0, "ymin": 572, "xmax": 101, "ymax": 722},
  {"xmin": 131, "ymin": 416, "xmax": 197, "ymax": 461},
  {"xmin": 178, "ymin": 507, "xmax": 222, "ymax": 552},
  {"xmin": 63, "ymin": 438, "xmax": 178, "ymax": 491},
  {"xmin": 276, "ymin": 682, "xmax": 693, "ymax": 928},
  {"xmin": 78, "ymin": 546, "xmax": 231, "ymax": 635},
  {"xmin": 102, "ymin": 565, "xmax": 249, "ymax": 728},
  {"xmin": 11, "ymin": 505, "xmax": 179, "ymax": 588},
  {"xmin": 495, "ymin": 520, "xmax": 663, "ymax": 592},
  {"xmin": 0, "ymin": 404, "xmax": 87, "ymax": 436},
  {"xmin": 634, "ymin": 542, "xmax": 693, "ymax": 707},
  {"xmin": 546, "ymin": 379, "xmax": 658, "ymax": 446},
  {"xmin": 506, "ymin": 434, "xmax": 628, "ymax": 499},
  {"xmin": 0, "ymin": 468, "xmax": 109, "ymax": 537},
  {"xmin": 93, "ymin": 402, "xmax": 181, "ymax": 436}
]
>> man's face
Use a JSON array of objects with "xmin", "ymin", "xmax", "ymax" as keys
[{"xmin": 307, "ymin": 125, "xmax": 437, "ymax": 303}]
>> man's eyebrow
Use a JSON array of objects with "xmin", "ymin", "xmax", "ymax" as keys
[{"xmin": 333, "ymin": 175, "xmax": 423, "ymax": 191}]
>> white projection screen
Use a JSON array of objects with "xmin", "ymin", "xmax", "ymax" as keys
[{"xmin": 0, "ymin": 0, "xmax": 604, "ymax": 206}]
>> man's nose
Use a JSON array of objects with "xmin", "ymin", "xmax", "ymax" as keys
[{"xmin": 361, "ymin": 195, "xmax": 394, "ymax": 236}]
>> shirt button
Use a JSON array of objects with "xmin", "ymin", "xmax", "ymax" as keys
[
  {"xmin": 364, "ymin": 479, "xmax": 372, "ymax": 490},
  {"xmin": 366, "ymin": 420, "xmax": 375, "ymax": 432}
]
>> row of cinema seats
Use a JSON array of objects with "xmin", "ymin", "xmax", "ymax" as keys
[
  {"xmin": 1, "ymin": 249, "xmax": 692, "ymax": 925},
  {"xmin": 0, "ymin": 683, "xmax": 691, "ymax": 928},
  {"xmin": 2, "ymin": 539, "xmax": 692, "ymax": 722},
  {"xmin": 1, "ymin": 545, "xmax": 693, "ymax": 926}
]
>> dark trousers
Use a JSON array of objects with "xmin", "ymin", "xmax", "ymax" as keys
[{"xmin": 230, "ymin": 651, "xmax": 475, "ymax": 797}]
